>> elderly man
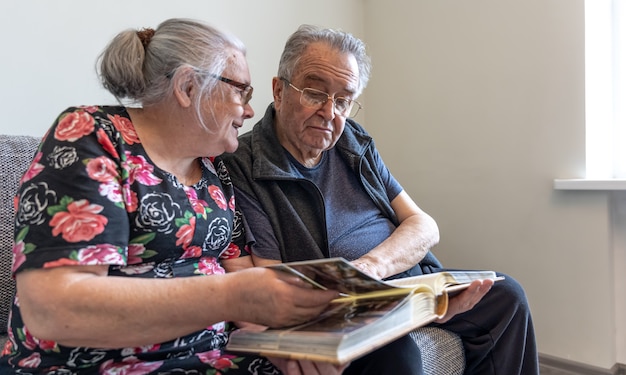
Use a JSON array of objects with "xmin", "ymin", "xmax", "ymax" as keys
[{"xmin": 220, "ymin": 24, "xmax": 539, "ymax": 375}]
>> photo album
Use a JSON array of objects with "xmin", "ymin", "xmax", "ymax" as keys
[{"xmin": 226, "ymin": 257, "xmax": 503, "ymax": 364}]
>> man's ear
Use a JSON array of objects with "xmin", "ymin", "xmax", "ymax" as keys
[
  {"xmin": 272, "ymin": 76, "xmax": 284, "ymax": 110},
  {"xmin": 172, "ymin": 68, "xmax": 195, "ymax": 108}
]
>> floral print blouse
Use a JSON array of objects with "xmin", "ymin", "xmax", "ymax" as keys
[{"xmin": 0, "ymin": 106, "xmax": 278, "ymax": 374}]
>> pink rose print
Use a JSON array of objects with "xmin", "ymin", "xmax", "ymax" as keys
[
  {"xmin": 201, "ymin": 157, "xmax": 217, "ymax": 175},
  {"xmin": 96, "ymin": 128, "xmax": 120, "ymax": 159},
  {"xmin": 184, "ymin": 187, "xmax": 210, "ymax": 216},
  {"xmin": 37, "ymin": 338, "xmax": 57, "ymax": 351},
  {"xmin": 21, "ymin": 326, "xmax": 57, "ymax": 352},
  {"xmin": 220, "ymin": 243, "xmax": 241, "ymax": 260},
  {"xmin": 196, "ymin": 257, "xmax": 225, "ymax": 276},
  {"xmin": 77, "ymin": 244, "xmax": 125, "ymax": 265},
  {"xmin": 118, "ymin": 263, "xmax": 155, "ymax": 275},
  {"xmin": 80, "ymin": 105, "xmax": 99, "ymax": 113},
  {"xmin": 122, "ymin": 183, "xmax": 138, "ymax": 213},
  {"xmin": 229, "ymin": 194, "xmax": 235, "ymax": 212},
  {"xmin": 127, "ymin": 243, "xmax": 147, "ymax": 265},
  {"xmin": 176, "ymin": 215, "xmax": 196, "ymax": 250},
  {"xmin": 123, "ymin": 152, "xmax": 162, "ymax": 186},
  {"xmin": 1, "ymin": 338, "xmax": 12, "ymax": 356},
  {"xmin": 197, "ymin": 350, "xmax": 239, "ymax": 370},
  {"xmin": 55, "ymin": 111, "xmax": 94, "ymax": 142},
  {"xmin": 100, "ymin": 356, "xmax": 162, "ymax": 375},
  {"xmin": 126, "ymin": 233, "xmax": 156, "ymax": 265},
  {"xmin": 50, "ymin": 199, "xmax": 108, "ymax": 242},
  {"xmin": 21, "ymin": 328, "xmax": 38, "ymax": 350},
  {"xmin": 43, "ymin": 258, "xmax": 80, "ymax": 268},
  {"xmin": 108, "ymin": 113, "xmax": 140, "ymax": 145},
  {"xmin": 122, "ymin": 344, "xmax": 161, "ymax": 356},
  {"xmin": 18, "ymin": 352, "xmax": 41, "ymax": 368},
  {"xmin": 208, "ymin": 185, "xmax": 227, "ymax": 210},
  {"xmin": 20, "ymin": 152, "xmax": 44, "ymax": 184},
  {"xmin": 181, "ymin": 246, "xmax": 202, "ymax": 259},
  {"xmin": 87, "ymin": 156, "xmax": 119, "ymax": 183},
  {"xmin": 99, "ymin": 181, "xmax": 123, "ymax": 204},
  {"xmin": 11, "ymin": 241, "xmax": 27, "ymax": 273}
]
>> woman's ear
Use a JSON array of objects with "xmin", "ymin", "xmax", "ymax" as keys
[
  {"xmin": 172, "ymin": 68, "xmax": 195, "ymax": 108},
  {"xmin": 272, "ymin": 76, "xmax": 284, "ymax": 110}
]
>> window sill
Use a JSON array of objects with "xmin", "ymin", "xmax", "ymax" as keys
[{"xmin": 553, "ymin": 179, "xmax": 626, "ymax": 190}]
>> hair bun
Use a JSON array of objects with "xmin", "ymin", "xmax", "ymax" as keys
[{"xmin": 137, "ymin": 28, "xmax": 156, "ymax": 48}]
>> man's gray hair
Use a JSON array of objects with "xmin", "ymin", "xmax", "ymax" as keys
[{"xmin": 277, "ymin": 24, "xmax": 372, "ymax": 97}]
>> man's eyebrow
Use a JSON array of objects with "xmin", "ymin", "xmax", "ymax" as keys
[{"xmin": 302, "ymin": 75, "xmax": 358, "ymax": 96}]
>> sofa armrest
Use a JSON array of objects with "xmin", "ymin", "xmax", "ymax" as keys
[
  {"xmin": 411, "ymin": 326, "xmax": 465, "ymax": 375},
  {"xmin": 0, "ymin": 135, "xmax": 41, "ymax": 339}
]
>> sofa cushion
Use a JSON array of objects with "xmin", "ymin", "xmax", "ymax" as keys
[
  {"xmin": 0, "ymin": 135, "xmax": 40, "ymax": 336},
  {"xmin": 411, "ymin": 326, "xmax": 466, "ymax": 374}
]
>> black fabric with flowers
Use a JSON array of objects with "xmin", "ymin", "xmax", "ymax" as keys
[{"xmin": 0, "ymin": 106, "xmax": 278, "ymax": 374}]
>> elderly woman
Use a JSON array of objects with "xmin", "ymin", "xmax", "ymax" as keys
[{"xmin": 0, "ymin": 18, "xmax": 342, "ymax": 374}]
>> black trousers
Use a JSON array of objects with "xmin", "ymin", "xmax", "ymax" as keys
[
  {"xmin": 345, "ymin": 272, "xmax": 539, "ymax": 375},
  {"xmin": 433, "ymin": 272, "xmax": 540, "ymax": 375},
  {"xmin": 344, "ymin": 334, "xmax": 423, "ymax": 375}
]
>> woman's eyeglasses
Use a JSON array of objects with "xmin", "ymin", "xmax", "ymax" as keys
[
  {"xmin": 212, "ymin": 75, "xmax": 253, "ymax": 106},
  {"xmin": 165, "ymin": 69, "xmax": 253, "ymax": 105}
]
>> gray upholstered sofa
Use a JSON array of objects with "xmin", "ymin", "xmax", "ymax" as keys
[
  {"xmin": 0, "ymin": 134, "xmax": 465, "ymax": 374},
  {"xmin": 0, "ymin": 135, "xmax": 41, "ymax": 350}
]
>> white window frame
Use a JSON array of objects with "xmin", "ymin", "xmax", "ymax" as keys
[
  {"xmin": 586, "ymin": 0, "xmax": 624, "ymax": 179},
  {"xmin": 555, "ymin": 0, "xmax": 626, "ymax": 189}
]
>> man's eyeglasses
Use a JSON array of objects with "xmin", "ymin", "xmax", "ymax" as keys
[
  {"xmin": 212, "ymin": 75, "xmax": 253, "ymax": 106},
  {"xmin": 280, "ymin": 78, "xmax": 362, "ymax": 118}
]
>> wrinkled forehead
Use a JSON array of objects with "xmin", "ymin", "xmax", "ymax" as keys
[{"xmin": 293, "ymin": 42, "xmax": 360, "ymax": 91}]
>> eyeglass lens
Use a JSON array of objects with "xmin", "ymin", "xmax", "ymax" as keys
[
  {"xmin": 300, "ymin": 88, "xmax": 359, "ymax": 117},
  {"xmin": 283, "ymin": 79, "xmax": 361, "ymax": 117},
  {"xmin": 213, "ymin": 75, "xmax": 253, "ymax": 105}
]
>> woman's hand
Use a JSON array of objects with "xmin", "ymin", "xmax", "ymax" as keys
[
  {"xmin": 269, "ymin": 357, "xmax": 349, "ymax": 375},
  {"xmin": 231, "ymin": 267, "xmax": 339, "ymax": 328}
]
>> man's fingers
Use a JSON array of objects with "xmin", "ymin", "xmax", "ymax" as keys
[{"xmin": 436, "ymin": 279, "xmax": 494, "ymax": 323}]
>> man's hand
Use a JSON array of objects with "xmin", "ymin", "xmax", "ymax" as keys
[
  {"xmin": 350, "ymin": 258, "xmax": 380, "ymax": 279},
  {"xmin": 436, "ymin": 279, "xmax": 494, "ymax": 323}
]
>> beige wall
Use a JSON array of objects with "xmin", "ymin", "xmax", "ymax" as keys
[
  {"xmin": 0, "ymin": 0, "xmax": 621, "ymax": 370},
  {"xmin": 364, "ymin": 0, "xmax": 620, "ymax": 369},
  {"xmin": 0, "ymin": 0, "xmax": 364, "ymax": 136}
]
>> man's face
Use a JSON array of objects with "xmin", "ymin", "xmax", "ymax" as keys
[{"xmin": 272, "ymin": 42, "xmax": 360, "ymax": 165}]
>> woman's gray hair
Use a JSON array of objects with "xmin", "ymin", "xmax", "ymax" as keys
[
  {"xmin": 97, "ymin": 18, "xmax": 246, "ymax": 112},
  {"xmin": 277, "ymin": 24, "xmax": 371, "ymax": 96}
]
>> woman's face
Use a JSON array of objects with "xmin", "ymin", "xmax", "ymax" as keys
[{"xmin": 202, "ymin": 49, "xmax": 254, "ymax": 155}]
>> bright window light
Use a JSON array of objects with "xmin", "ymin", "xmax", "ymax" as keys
[{"xmin": 585, "ymin": 0, "xmax": 625, "ymax": 179}]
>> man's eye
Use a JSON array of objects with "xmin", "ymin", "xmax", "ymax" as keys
[
  {"xmin": 307, "ymin": 92, "xmax": 328, "ymax": 103},
  {"xmin": 335, "ymin": 99, "xmax": 350, "ymax": 110}
]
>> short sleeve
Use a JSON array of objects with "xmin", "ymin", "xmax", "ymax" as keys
[
  {"xmin": 231, "ymin": 187, "xmax": 281, "ymax": 260},
  {"xmin": 370, "ymin": 146, "xmax": 403, "ymax": 202},
  {"xmin": 12, "ymin": 107, "xmax": 130, "ymax": 274}
]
